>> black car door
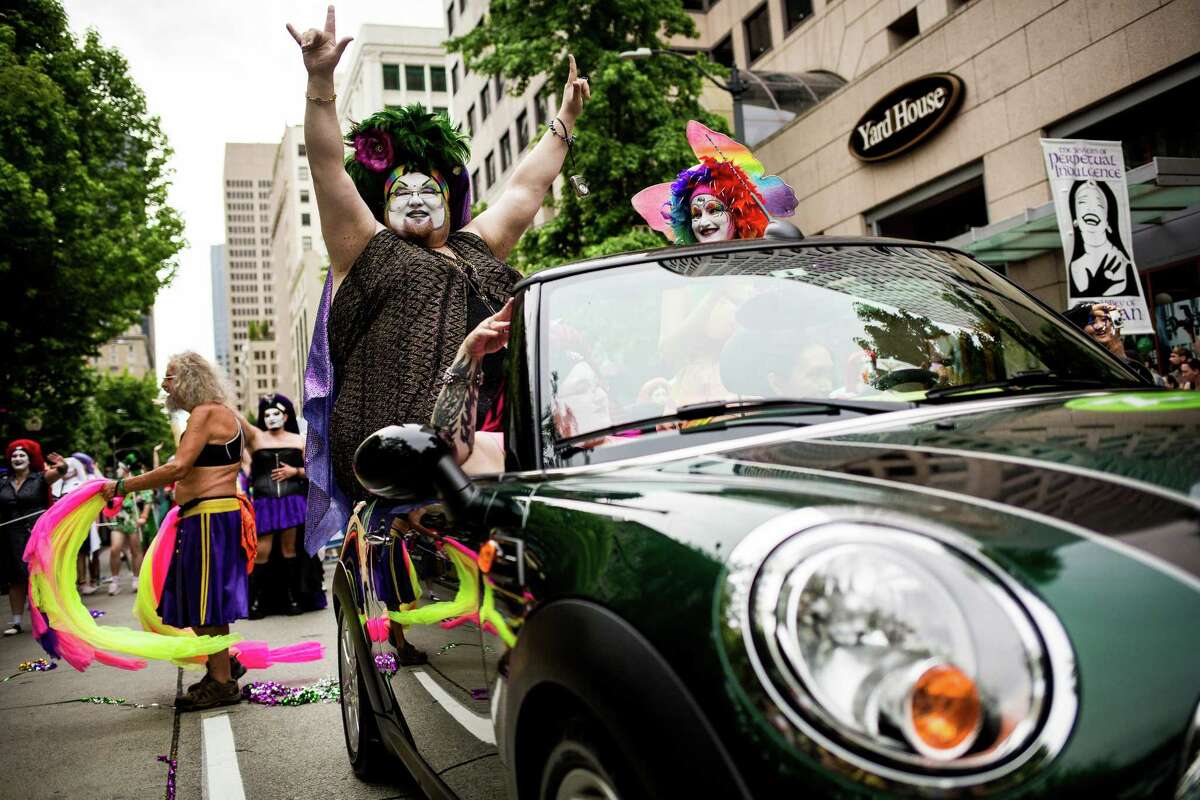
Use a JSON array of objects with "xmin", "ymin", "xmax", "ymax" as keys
[{"xmin": 363, "ymin": 500, "xmax": 510, "ymax": 799}]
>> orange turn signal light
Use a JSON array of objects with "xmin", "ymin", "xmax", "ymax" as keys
[{"xmin": 909, "ymin": 664, "xmax": 981, "ymax": 753}]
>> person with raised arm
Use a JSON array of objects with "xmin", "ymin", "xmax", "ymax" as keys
[{"xmin": 286, "ymin": 6, "xmax": 591, "ymax": 556}]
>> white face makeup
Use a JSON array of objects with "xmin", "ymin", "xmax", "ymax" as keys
[
  {"xmin": 558, "ymin": 361, "xmax": 612, "ymax": 435},
  {"xmin": 9, "ymin": 448, "xmax": 29, "ymax": 471},
  {"xmin": 1073, "ymin": 182, "xmax": 1110, "ymax": 248},
  {"xmin": 263, "ymin": 407, "xmax": 286, "ymax": 430},
  {"xmin": 690, "ymin": 193, "xmax": 735, "ymax": 243},
  {"xmin": 385, "ymin": 171, "xmax": 449, "ymax": 245}
]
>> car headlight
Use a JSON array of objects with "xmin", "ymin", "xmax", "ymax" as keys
[{"xmin": 725, "ymin": 508, "xmax": 1076, "ymax": 792}]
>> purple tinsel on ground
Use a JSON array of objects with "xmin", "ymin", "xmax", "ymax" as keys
[
  {"xmin": 90, "ymin": 609, "xmax": 105, "ymax": 618},
  {"xmin": 157, "ymin": 755, "xmax": 177, "ymax": 800},
  {"xmin": 241, "ymin": 677, "xmax": 340, "ymax": 706}
]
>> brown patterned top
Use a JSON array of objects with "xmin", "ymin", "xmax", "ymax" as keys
[{"xmin": 328, "ymin": 229, "xmax": 520, "ymax": 500}]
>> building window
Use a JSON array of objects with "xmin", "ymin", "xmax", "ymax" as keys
[
  {"xmin": 433, "ymin": 106, "xmax": 449, "ymax": 118},
  {"xmin": 494, "ymin": 74, "xmax": 505, "ymax": 102},
  {"xmin": 298, "ymin": 165, "xmax": 308, "ymax": 180},
  {"xmin": 711, "ymin": 32, "xmax": 734, "ymax": 68},
  {"xmin": 467, "ymin": 104, "xmax": 477, "ymax": 136},
  {"xmin": 534, "ymin": 88, "xmax": 549, "ymax": 127},
  {"xmin": 485, "ymin": 151, "xmax": 496, "ymax": 186},
  {"xmin": 299, "ymin": 189, "xmax": 309, "ymax": 203},
  {"xmin": 499, "ymin": 131, "xmax": 512, "ymax": 172},
  {"xmin": 868, "ymin": 163, "xmax": 987, "ymax": 243},
  {"xmin": 459, "ymin": 0, "xmax": 466, "ymax": 11},
  {"xmin": 782, "ymin": 0, "xmax": 812, "ymax": 32},
  {"xmin": 744, "ymin": 4, "xmax": 772, "ymax": 63},
  {"xmin": 446, "ymin": 5, "xmax": 454, "ymax": 34},
  {"xmin": 472, "ymin": 168, "xmax": 481, "ymax": 199},
  {"xmin": 303, "ymin": 235, "xmax": 312, "ymax": 250},
  {"xmin": 451, "ymin": 63, "xmax": 459, "ymax": 94},
  {"xmin": 480, "ymin": 86, "xmax": 491, "ymax": 120},
  {"xmin": 516, "ymin": 110, "xmax": 530, "ymax": 151},
  {"xmin": 297, "ymin": 143, "xmax": 306, "ymax": 157},
  {"xmin": 301, "ymin": 212, "xmax": 311, "ymax": 226},
  {"xmin": 406, "ymin": 65, "xmax": 426, "ymax": 92},
  {"xmin": 430, "ymin": 65, "xmax": 447, "ymax": 92},
  {"xmin": 382, "ymin": 64, "xmax": 400, "ymax": 91},
  {"xmin": 683, "ymin": 0, "xmax": 706, "ymax": 8},
  {"xmin": 887, "ymin": 8, "xmax": 920, "ymax": 51}
]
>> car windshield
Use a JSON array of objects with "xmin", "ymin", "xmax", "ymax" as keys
[{"xmin": 538, "ymin": 244, "xmax": 1138, "ymax": 449}]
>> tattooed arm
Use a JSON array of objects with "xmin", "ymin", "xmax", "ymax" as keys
[{"xmin": 431, "ymin": 300, "xmax": 514, "ymax": 466}]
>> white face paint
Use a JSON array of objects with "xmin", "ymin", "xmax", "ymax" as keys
[
  {"xmin": 1073, "ymin": 182, "xmax": 1110, "ymax": 249},
  {"xmin": 690, "ymin": 193, "xmax": 735, "ymax": 243},
  {"xmin": 385, "ymin": 171, "xmax": 449, "ymax": 246},
  {"xmin": 263, "ymin": 407, "xmax": 286, "ymax": 430},
  {"xmin": 9, "ymin": 448, "xmax": 29, "ymax": 471}
]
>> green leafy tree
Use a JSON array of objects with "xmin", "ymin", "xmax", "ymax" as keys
[
  {"xmin": 0, "ymin": 0, "xmax": 184, "ymax": 444},
  {"xmin": 448, "ymin": 0, "xmax": 726, "ymax": 272},
  {"xmin": 79, "ymin": 372, "xmax": 175, "ymax": 473}
]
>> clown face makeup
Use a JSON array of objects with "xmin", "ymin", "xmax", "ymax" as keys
[
  {"xmin": 689, "ymin": 191, "xmax": 735, "ymax": 243},
  {"xmin": 263, "ymin": 407, "xmax": 286, "ymax": 430},
  {"xmin": 9, "ymin": 447, "xmax": 29, "ymax": 471},
  {"xmin": 1073, "ymin": 181, "xmax": 1110, "ymax": 249},
  {"xmin": 385, "ymin": 168, "xmax": 450, "ymax": 246}
]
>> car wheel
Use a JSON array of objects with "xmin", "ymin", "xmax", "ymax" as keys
[
  {"xmin": 538, "ymin": 717, "xmax": 641, "ymax": 800},
  {"xmin": 337, "ymin": 603, "xmax": 390, "ymax": 779}
]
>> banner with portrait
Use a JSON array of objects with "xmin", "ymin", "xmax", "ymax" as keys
[{"xmin": 1040, "ymin": 138, "xmax": 1152, "ymax": 334}]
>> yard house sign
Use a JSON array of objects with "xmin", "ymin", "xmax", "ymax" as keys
[{"xmin": 849, "ymin": 73, "xmax": 965, "ymax": 163}]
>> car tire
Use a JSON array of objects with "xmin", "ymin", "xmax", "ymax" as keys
[
  {"xmin": 336, "ymin": 603, "xmax": 391, "ymax": 779},
  {"xmin": 537, "ymin": 717, "xmax": 643, "ymax": 800}
]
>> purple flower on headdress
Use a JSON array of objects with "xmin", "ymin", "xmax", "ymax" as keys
[{"xmin": 353, "ymin": 129, "xmax": 394, "ymax": 172}]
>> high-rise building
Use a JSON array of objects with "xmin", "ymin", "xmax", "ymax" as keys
[
  {"xmin": 89, "ymin": 314, "xmax": 156, "ymax": 379},
  {"xmin": 210, "ymin": 244, "xmax": 231, "ymax": 378},
  {"xmin": 222, "ymin": 143, "xmax": 278, "ymax": 415},
  {"xmin": 444, "ymin": 2, "xmax": 558, "ymax": 219},
  {"xmin": 338, "ymin": 24, "xmax": 450, "ymax": 129},
  {"xmin": 268, "ymin": 124, "xmax": 327, "ymax": 403}
]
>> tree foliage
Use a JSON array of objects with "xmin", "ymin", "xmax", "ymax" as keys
[
  {"xmin": 0, "ymin": 0, "xmax": 184, "ymax": 444},
  {"xmin": 77, "ymin": 372, "xmax": 175, "ymax": 472},
  {"xmin": 447, "ymin": 0, "xmax": 727, "ymax": 272}
]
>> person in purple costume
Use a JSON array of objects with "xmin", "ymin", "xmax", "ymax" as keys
[
  {"xmin": 102, "ymin": 352, "xmax": 251, "ymax": 712},
  {"xmin": 240, "ymin": 393, "xmax": 307, "ymax": 618}
]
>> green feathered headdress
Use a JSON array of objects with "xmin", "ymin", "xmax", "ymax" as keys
[{"xmin": 344, "ymin": 105, "xmax": 473, "ymax": 229}]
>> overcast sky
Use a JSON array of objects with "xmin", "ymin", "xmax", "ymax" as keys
[{"xmin": 59, "ymin": 1, "xmax": 443, "ymax": 373}]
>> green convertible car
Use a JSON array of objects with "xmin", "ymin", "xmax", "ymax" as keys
[{"xmin": 333, "ymin": 237, "xmax": 1200, "ymax": 799}]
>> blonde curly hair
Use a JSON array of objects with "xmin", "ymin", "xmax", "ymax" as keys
[{"xmin": 165, "ymin": 351, "xmax": 231, "ymax": 412}]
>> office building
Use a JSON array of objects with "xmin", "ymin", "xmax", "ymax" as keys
[
  {"xmin": 222, "ymin": 143, "xmax": 279, "ymax": 415},
  {"xmin": 89, "ymin": 314, "xmax": 155, "ymax": 379},
  {"xmin": 211, "ymin": 244, "xmax": 231, "ymax": 378}
]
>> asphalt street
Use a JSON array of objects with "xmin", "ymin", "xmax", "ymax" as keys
[{"xmin": 0, "ymin": 560, "xmax": 417, "ymax": 800}]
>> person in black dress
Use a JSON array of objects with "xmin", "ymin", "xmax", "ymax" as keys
[{"xmin": 1, "ymin": 439, "xmax": 67, "ymax": 635}]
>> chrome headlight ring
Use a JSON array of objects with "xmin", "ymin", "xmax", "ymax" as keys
[{"xmin": 722, "ymin": 506, "xmax": 1078, "ymax": 794}]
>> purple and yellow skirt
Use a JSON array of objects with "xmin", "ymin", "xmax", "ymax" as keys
[{"xmin": 158, "ymin": 498, "xmax": 248, "ymax": 628}]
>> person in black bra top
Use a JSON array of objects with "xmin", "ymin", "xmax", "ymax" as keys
[
  {"xmin": 102, "ymin": 351, "xmax": 253, "ymax": 712},
  {"xmin": 240, "ymin": 393, "xmax": 310, "ymax": 618}
]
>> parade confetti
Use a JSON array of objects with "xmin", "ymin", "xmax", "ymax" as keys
[
  {"xmin": 156, "ymin": 756, "xmax": 177, "ymax": 800},
  {"xmin": 241, "ymin": 677, "xmax": 340, "ymax": 706},
  {"xmin": 72, "ymin": 695, "xmax": 164, "ymax": 709},
  {"xmin": 1, "ymin": 658, "xmax": 58, "ymax": 682},
  {"xmin": 469, "ymin": 688, "xmax": 490, "ymax": 701},
  {"xmin": 374, "ymin": 653, "xmax": 397, "ymax": 676},
  {"xmin": 90, "ymin": 609, "xmax": 105, "ymax": 618}
]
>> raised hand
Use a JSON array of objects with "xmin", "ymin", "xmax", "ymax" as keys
[
  {"xmin": 558, "ymin": 54, "xmax": 591, "ymax": 125},
  {"xmin": 462, "ymin": 299, "xmax": 514, "ymax": 360},
  {"xmin": 286, "ymin": 5, "xmax": 353, "ymax": 77}
]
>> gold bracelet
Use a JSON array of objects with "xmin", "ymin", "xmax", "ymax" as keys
[{"xmin": 306, "ymin": 92, "xmax": 336, "ymax": 104}]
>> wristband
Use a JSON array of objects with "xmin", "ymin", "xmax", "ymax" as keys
[{"xmin": 115, "ymin": 478, "xmax": 126, "ymax": 496}]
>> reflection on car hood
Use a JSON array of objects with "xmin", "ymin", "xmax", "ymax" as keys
[{"xmin": 704, "ymin": 390, "xmax": 1200, "ymax": 582}]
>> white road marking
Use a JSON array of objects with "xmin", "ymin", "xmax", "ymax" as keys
[
  {"xmin": 413, "ymin": 669, "xmax": 496, "ymax": 744},
  {"xmin": 201, "ymin": 712, "xmax": 247, "ymax": 800}
]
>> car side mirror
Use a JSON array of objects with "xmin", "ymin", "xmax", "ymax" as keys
[{"xmin": 353, "ymin": 424, "xmax": 486, "ymax": 523}]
